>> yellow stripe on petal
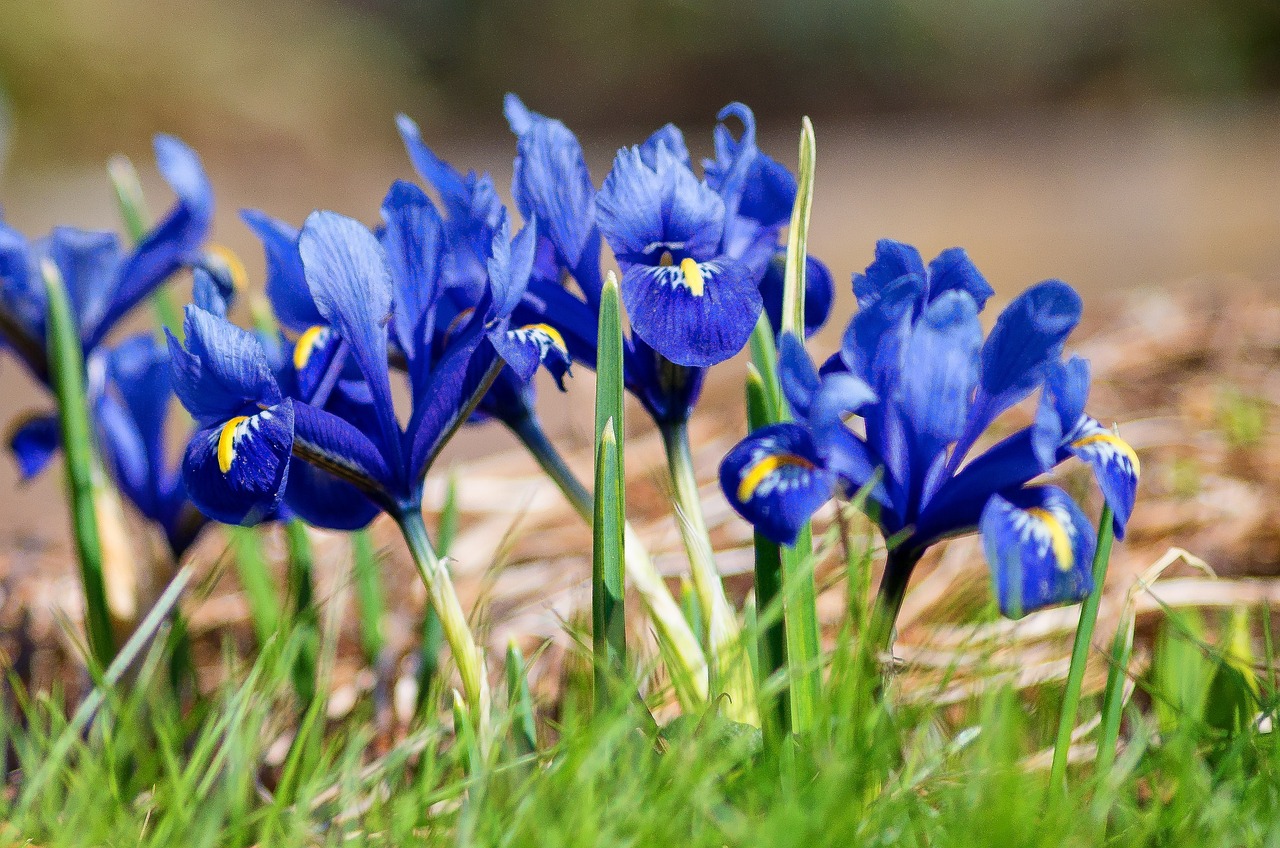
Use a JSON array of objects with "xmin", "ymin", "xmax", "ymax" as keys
[
  {"xmin": 217, "ymin": 416, "xmax": 249, "ymax": 474},
  {"xmin": 293, "ymin": 325, "xmax": 326, "ymax": 370},
  {"xmin": 679, "ymin": 257, "xmax": 706, "ymax": 297},
  {"xmin": 737, "ymin": 452, "xmax": 815, "ymax": 503},
  {"xmin": 521, "ymin": 322, "xmax": 568, "ymax": 354},
  {"xmin": 1025, "ymin": 507, "xmax": 1074, "ymax": 571},
  {"xmin": 206, "ymin": 244, "xmax": 248, "ymax": 291},
  {"xmin": 1072, "ymin": 431, "xmax": 1141, "ymax": 477}
]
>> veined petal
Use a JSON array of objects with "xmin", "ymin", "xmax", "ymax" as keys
[
  {"xmin": 283, "ymin": 459, "xmax": 380, "ymax": 531},
  {"xmin": 486, "ymin": 210, "xmax": 538, "ymax": 320},
  {"xmin": 495, "ymin": 322, "xmax": 572, "ymax": 388},
  {"xmin": 926, "ymin": 247, "xmax": 994, "ymax": 311},
  {"xmin": 184, "ymin": 402, "xmax": 294, "ymax": 526},
  {"xmin": 240, "ymin": 210, "xmax": 322, "ymax": 332},
  {"xmin": 505, "ymin": 94, "xmax": 597, "ymax": 272},
  {"xmin": 291, "ymin": 324, "xmax": 347, "ymax": 404},
  {"xmin": 897, "ymin": 290, "xmax": 981, "ymax": 448},
  {"xmin": 1031, "ymin": 356, "xmax": 1091, "ymax": 467},
  {"xmin": 395, "ymin": 113, "xmax": 471, "ymax": 221},
  {"xmin": 289, "ymin": 401, "xmax": 394, "ymax": 505},
  {"xmin": 639, "ymin": 123, "xmax": 691, "ymax": 169},
  {"xmin": 620, "ymin": 258, "xmax": 761, "ymax": 367},
  {"xmin": 380, "ymin": 180, "xmax": 444, "ymax": 362},
  {"xmin": 981, "ymin": 486, "xmax": 1095, "ymax": 619},
  {"xmin": 514, "ymin": 277, "xmax": 601, "ymax": 367},
  {"xmin": 598, "ymin": 145, "xmax": 724, "ymax": 265},
  {"xmin": 719, "ymin": 422, "xmax": 835, "ymax": 546},
  {"xmin": 1065, "ymin": 417, "xmax": 1140, "ymax": 537},
  {"xmin": 298, "ymin": 211, "xmax": 403, "ymax": 469},
  {"xmin": 8, "ymin": 412, "xmax": 60, "ymax": 480},
  {"xmin": 853, "ymin": 240, "xmax": 926, "ymax": 304},
  {"xmin": 95, "ymin": 393, "xmax": 156, "ymax": 519},
  {"xmin": 168, "ymin": 306, "xmax": 282, "ymax": 429},
  {"xmin": 977, "ymin": 280, "xmax": 1082, "ymax": 419},
  {"xmin": 409, "ymin": 315, "xmax": 490, "ymax": 476},
  {"xmin": 106, "ymin": 334, "xmax": 171, "ymax": 467}
]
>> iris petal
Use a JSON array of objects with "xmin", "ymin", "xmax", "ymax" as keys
[
  {"xmin": 168, "ymin": 307, "xmax": 282, "ymax": 429},
  {"xmin": 298, "ymin": 211, "xmax": 403, "ymax": 470},
  {"xmin": 184, "ymin": 402, "xmax": 294, "ymax": 526},
  {"xmin": 380, "ymin": 180, "xmax": 444, "ymax": 364},
  {"xmin": 620, "ymin": 259, "xmax": 761, "ymax": 368},
  {"xmin": 926, "ymin": 247, "xmax": 994, "ymax": 311},
  {"xmin": 505, "ymin": 94, "xmax": 598, "ymax": 273},
  {"xmin": 898, "ymin": 290, "xmax": 981, "ymax": 450},
  {"xmin": 496, "ymin": 323, "xmax": 572, "ymax": 388},
  {"xmin": 1065, "ymin": 417, "xmax": 1140, "ymax": 538},
  {"xmin": 853, "ymin": 240, "xmax": 926, "ymax": 304},
  {"xmin": 981, "ymin": 486, "xmax": 1096, "ymax": 618},
  {"xmin": 8, "ymin": 413, "xmax": 60, "ymax": 480},
  {"xmin": 241, "ymin": 210, "xmax": 322, "ymax": 332},
  {"xmin": 719, "ymin": 422, "xmax": 834, "ymax": 546}
]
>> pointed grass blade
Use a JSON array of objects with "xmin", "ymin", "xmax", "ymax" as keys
[{"xmin": 506, "ymin": 640, "xmax": 538, "ymax": 757}]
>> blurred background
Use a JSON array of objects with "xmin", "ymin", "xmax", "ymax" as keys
[{"xmin": 0, "ymin": 0, "xmax": 1279, "ymax": 543}]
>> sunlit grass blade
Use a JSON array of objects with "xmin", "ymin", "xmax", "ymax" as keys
[
  {"xmin": 506, "ymin": 640, "xmax": 537, "ymax": 757},
  {"xmin": 42, "ymin": 259, "xmax": 115, "ymax": 667},
  {"xmin": 108, "ymin": 154, "xmax": 182, "ymax": 338},
  {"xmin": 1050, "ymin": 504, "xmax": 1115, "ymax": 796},
  {"xmin": 351, "ymin": 528, "xmax": 386, "ymax": 667}
]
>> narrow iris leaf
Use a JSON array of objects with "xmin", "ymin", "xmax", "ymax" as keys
[
  {"xmin": 229, "ymin": 527, "xmax": 280, "ymax": 647},
  {"xmin": 781, "ymin": 117, "xmax": 815, "ymax": 339},
  {"xmin": 1050, "ymin": 505, "xmax": 1115, "ymax": 796},
  {"xmin": 42, "ymin": 259, "xmax": 115, "ymax": 667},
  {"xmin": 592, "ymin": 273, "xmax": 626, "ymax": 709}
]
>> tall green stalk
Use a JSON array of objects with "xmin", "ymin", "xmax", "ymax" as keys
[
  {"xmin": 1050, "ymin": 506, "xmax": 1116, "ymax": 796},
  {"xmin": 395, "ymin": 508, "xmax": 491, "ymax": 747},
  {"xmin": 592, "ymin": 276, "xmax": 627, "ymax": 708},
  {"xmin": 42, "ymin": 259, "xmax": 115, "ymax": 667}
]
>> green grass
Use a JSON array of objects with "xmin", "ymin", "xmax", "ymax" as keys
[{"xmin": 3, "ymin": 584, "xmax": 1279, "ymax": 846}]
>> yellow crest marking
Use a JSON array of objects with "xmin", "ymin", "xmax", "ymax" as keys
[
  {"xmin": 1025, "ymin": 507, "xmax": 1074, "ymax": 571},
  {"xmin": 1071, "ymin": 431, "xmax": 1141, "ymax": 477},
  {"xmin": 217, "ymin": 416, "xmax": 250, "ymax": 474},
  {"xmin": 679, "ymin": 257, "xmax": 706, "ymax": 297},
  {"xmin": 206, "ymin": 244, "xmax": 248, "ymax": 291},
  {"xmin": 522, "ymin": 322, "xmax": 568, "ymax": 353},
  {"xmin": 737, "ymin": 453, "xmax": 815, "ymax": 503},
  {"xmin": 293, "ymin": 325, "xmax": 327, "ymax": 370}
]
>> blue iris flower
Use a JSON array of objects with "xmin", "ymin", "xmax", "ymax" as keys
[
  {"xmin": 720, "ymin": 240, "xmax": 1140, "ymax": 618},
  {"xmin": 1, "ymin": 136, "xmax": 232, "ymax": 553},
  {"xmin": 394, "ymin": 115, "xmax": 570, "ymax": 429},
  {"xmin": 171, "ymin": 209, "xmax": 563, "ymax": 529},
  {"xmin": 0, "ymin": 136, "xmax": 227, "ymax": 384},
  {"xmin": 503, "ymin": 95, "xmax": 832, "ymax": 426}
]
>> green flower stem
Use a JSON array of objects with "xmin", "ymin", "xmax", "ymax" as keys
[
  {"xmin": 283, "ymin": 519, "xmax": 319, "ymax": 706},
  {"xmin": 869, "ymin": 546, "xmax": 921, "ymax": 665},
  {"xmin": 395, "ymin": 507, "xmax": 491, "ymax": 747},
  {"xmin": 1050, "ymin": 506, "xmax": 1116, "ymax": 797},
  {"xmin": 509, "ymin": 413, "xmax": 708, "ymax": 710},
  {"xmin": 43, "ymin": 259, "xmax": 115, "ymax": 667},
  {"xmin": 661, "ymin": 420, "xmax": 757, "ymax": 724}
]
